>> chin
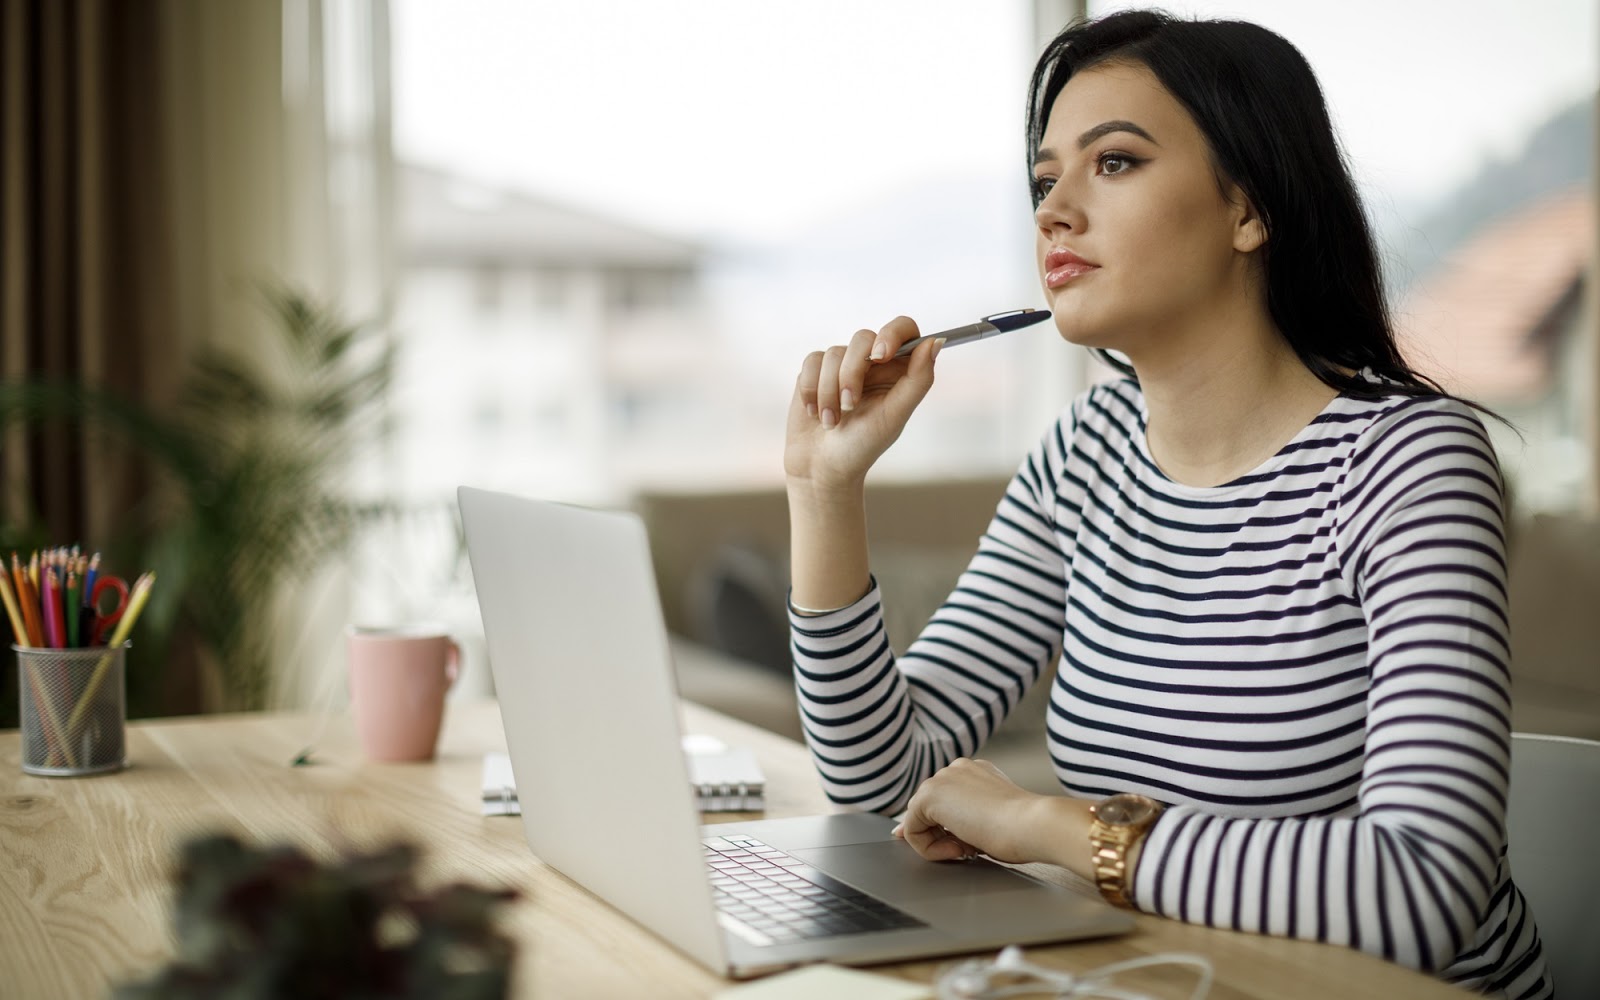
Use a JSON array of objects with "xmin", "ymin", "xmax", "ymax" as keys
[{"xmin": 1050, "ymin": 314, "xmax": 1116, "ymax": 351}]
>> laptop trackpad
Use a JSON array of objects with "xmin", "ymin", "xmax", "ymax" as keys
[{"xmin": 790, "ymin": 841, "xmax": 1047, "ymax": 903}]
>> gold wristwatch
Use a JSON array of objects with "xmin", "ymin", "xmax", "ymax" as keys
[{"xmin": 1088, "ymin": 792, "xmax": 1164, "ymax": 909}]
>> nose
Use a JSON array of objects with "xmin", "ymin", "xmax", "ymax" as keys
[{"xmin": 1034, "ymin": 181, "xmax": 1084, "ymax": 236}]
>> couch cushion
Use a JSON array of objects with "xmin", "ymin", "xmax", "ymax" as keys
[
  {"xmin": 1508, "ymin": 514, "xmax": 1600, "ymax": 689},
  {"xmin": 1506, "ymin": 513, "xmax": 1600, "ymax": 738}
]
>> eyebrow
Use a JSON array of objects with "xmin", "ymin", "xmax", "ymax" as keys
[{"xmin": 1033, "ymin": 119, "xmax": 1160, "ymax": 166}]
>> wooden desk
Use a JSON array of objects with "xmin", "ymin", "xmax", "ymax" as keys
[{"xmin": 0, "ymin": 700, "xmax": 1463, "ymax": 999}]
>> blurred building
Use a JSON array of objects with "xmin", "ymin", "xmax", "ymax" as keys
[
  {"xmin": 1396, "ymin": 187, "xmax": 1594, "ymax": 513},
  {"xmin": 390, "ymin": 163, "xmax": 752, "ymax": 506}
]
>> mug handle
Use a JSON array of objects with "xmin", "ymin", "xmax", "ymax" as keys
[{"xmin": 445, "ymin": 639, "xmax": 461, "ymax": 687}]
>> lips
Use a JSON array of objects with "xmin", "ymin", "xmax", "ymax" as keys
[{"xmin": 1043, "ymin": 246, "xmax": 1100, "ymax": 288}]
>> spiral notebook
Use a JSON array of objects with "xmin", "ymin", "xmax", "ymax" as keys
[{"xmin": 482, "ymin": 735, "xmax": 765, "ymax": 816}]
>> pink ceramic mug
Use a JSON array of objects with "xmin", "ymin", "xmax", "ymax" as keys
[{"xmin": 346, "ymin": 625, "xmax": 460, "ymax": 762}]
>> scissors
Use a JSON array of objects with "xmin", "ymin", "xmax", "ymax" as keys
[{"xmin": 89, "ymin": 575, "xmax": 132, "ymax": 646}]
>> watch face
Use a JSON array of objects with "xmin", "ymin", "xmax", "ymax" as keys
[{"xmin": 1096, "ymin": 794, "xmax": 1160, "ymax": 825}]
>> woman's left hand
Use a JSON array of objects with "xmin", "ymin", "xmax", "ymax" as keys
[{"xmin": 894, "ymin": 758, "xmax": 1048, "ymax": 865}]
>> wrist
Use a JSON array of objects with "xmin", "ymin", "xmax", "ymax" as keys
[
  {"xmin": 787, "ymin": 478, "xmax": 871, "ymax": 614},
  {"xmin": 1024, "ymin": 795, "xmax": 1095, "ymax": 872},
  {"xmin": 785, "ymin": 476, "xmax": 866, "ymax": 513}
]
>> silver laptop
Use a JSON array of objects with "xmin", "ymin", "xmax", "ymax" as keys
[{"xmin": 457, "ymin": 485, "xmax": 1132, "ymax": 978}]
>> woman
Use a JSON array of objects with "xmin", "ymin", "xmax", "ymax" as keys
[{"xmin": 783, "ymin": 10, "xmax": 1549, "ymax": 999}]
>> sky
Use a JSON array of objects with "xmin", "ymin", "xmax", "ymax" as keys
[
  {"xmin": 392, "ymin": 0, "xmax": 1029, "ymax": 241},
  {"xmin": 392, "ymin": 0, "xmax": 1596, "ymax": 244}
]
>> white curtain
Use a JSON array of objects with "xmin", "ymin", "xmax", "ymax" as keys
[
  {"xmin": 280, "ymin": 0, "xmax": 397, "ymax": 710},
  {"xmin": 160, "ymin": 0, "xmax": 395, "ymax": 708},
  {"xmin": 282, "ymin": 0, "xmax": 396, "ymax": 325}
]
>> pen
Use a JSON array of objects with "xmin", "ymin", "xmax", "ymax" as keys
[{"xmin": 893, "ymin": 308, "xmax": 1053, "ymax": 359}]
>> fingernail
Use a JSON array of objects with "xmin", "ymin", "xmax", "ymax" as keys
[
  {"xmin": 891, "ymin": 824, "xmax": 903, "ymax": 837},
  {"xmin": 932, "ymin": 337, "xmax": 945, "ymax": 359},
  {"xmin": 870, "ymin": 341, "xmax": 886, "ymax": 361},
  {"xmin": 821, "ymin": 408, "xmax": 837, "ymax": 429},
  {"xmin": 840, "ymin": 388, "xmax": 855, "ymax": 412},
  {"xmin": 806, "ymin": 402, "xmax": 817, "ymax": 419}
]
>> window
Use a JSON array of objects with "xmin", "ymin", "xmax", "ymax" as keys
[
  {"xmin": 389, "ymin": 0, "xmax": 1596, "ymax": 517},
  {"xmin": 531, "ymin": 266, "xmax": 568, "ymax": 314},
  {"xmin": 390, "ymin": 0, "xmax": 1040, "ymax": 507},
  {"xmin": 607, "ymin": 268, "xmax": 689, "ymax": 314},
  {"xmin": 1090, "ymin": 0, "xmax": 1598, "ymax": 514},
  {"xmin": 472, "ymin": 265, "xmax": 502, "ymax": 316}
]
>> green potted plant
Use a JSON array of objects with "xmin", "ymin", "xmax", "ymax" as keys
[
  {"xmin": 115, "ymin": 833, "xmax": 519, "ymax": 1000},
  {"xmin": 0, "ymin": 286, "xmax": 395, "ymax": 713}
]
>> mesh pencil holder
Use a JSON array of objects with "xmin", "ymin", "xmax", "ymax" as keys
[{"xmin": 15, "ymin": 643, "xmax": 128, "ymax": 777}]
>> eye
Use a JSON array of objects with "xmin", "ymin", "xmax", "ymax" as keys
[
  {"xmin": 1031, "ymin": 175, "xmax": 1056, "ymax": 202},
  {"xmin": 1097, "ymin": 152, "xmax": 1140, "ymax": 176}
]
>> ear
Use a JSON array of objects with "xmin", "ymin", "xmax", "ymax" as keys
[{"xmin": 1230, "ymin": 191, "xmax": 1268, "ymax": 254}]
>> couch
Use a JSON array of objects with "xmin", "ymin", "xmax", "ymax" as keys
[{"xmin": 1505, "ymin": 512, "xmax": 1600, "ymax": 740}]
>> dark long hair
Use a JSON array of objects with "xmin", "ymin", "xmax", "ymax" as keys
[{"xmin": 1027, "ymin": 10, "xmax": 1497, "ymax": 418}]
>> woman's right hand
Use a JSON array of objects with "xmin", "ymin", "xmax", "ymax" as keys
[{"xmin": 784, "ymin": 316, "xmax": 942, "ymax": 490}]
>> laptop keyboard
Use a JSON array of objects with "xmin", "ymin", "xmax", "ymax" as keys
[{"xmin": 702, "ymin": 833, "xmax": 926, "ymax": 947}]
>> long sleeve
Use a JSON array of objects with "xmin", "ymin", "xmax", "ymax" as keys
[
  {"xmin": 789, "ymin": 383, "xmax": 1548, "ymax": 997},
  {"xmin": 1133, "ymin": 399, "xmax": 1535, "ymax": 987},
  {"xmin": 788, "ymin": 406, "xmax": 1079, "ymax": 814}
]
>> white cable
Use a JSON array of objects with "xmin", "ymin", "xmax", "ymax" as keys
[
  {"xmin": 1076, "ymin": 953, "xmax": 1214, "ymax": 1000},
  {"xmin": 935, "ymin": 944, "xmax": 1213, "ymax": 1000}
]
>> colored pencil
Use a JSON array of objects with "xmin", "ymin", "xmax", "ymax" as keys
[
  {"xmin": 41, "ymin": 567, "xmax": 63, "ymax": 648},
  {"xmin": 0, "ymin": 573, "xmax": 26, "ymax": 645},
  {"xmin": 11, "ymin": 554, "xmax": 42, "ymax": 647},
  {"xmin": 67, "ymin": 572, "xmax": 156, "ymax": 737},
  {"xmin": 65, "ymin": 571, "xmax": 81, "ymax": 648}
]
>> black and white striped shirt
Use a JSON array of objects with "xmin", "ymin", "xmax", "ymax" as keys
[{"xmin": 790, "ymin": 379, "xmax": 1550, "ymax": 998}]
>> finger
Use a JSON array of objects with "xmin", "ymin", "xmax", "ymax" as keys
[
  {"xmin": 791, "ymin": 351, "xmax": 825, "ymax": 423},
  {"xmin": 877, "ymin": 333, "xmax": 941, "ymax": 417},
  {"xmin": 929, "ymin": 832, "xmax": 977, "ymax": 863},
  {"xmin": 815, "ymin": 345, "xmax": 847, "ymax": 429},
  {"xmin": 899, "ymin": 801, "xmax": 954, "ymax": 857},
  {"xmin": 905, "ymin": 824, "xmax": 973, "ymax": 862},
  {"xmin": 870, "ymin": 315, "xmax": 922, "ymax": 364},
  {"xmin": 836, "ymin": 328, "xmax": 878, "ymax": 413}
]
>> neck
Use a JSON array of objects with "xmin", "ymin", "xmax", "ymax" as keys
[{"xmin": 1129, "ymin": 308, "xmax": 1337, "ymax": 489}]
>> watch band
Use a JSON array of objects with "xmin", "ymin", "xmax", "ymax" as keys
[{"xmin": 1088, "ymin": 793, "xmax": 1163, "ymax": 909}]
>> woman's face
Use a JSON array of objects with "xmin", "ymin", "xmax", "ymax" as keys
[{"xmin": 1033, "ymin": 60, "xmax": 1263, "ymax": 354}]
